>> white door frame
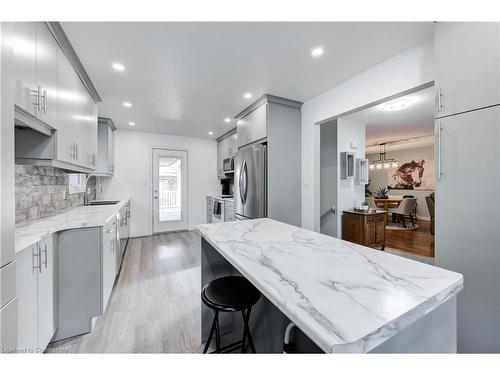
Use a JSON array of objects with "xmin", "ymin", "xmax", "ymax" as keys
[{"xmin": 151, "ymin": 148, "xmax": 189, "ymax": 233}]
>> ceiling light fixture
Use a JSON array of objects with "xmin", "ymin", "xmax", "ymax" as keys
[
  {"xmin": 382, "ymin": 97, "xmax": 412, "ymax": 112},
  {"xmin": 370, "ymin": 143, "xmax": 398, "ymax": 169},
  {"xmin": 208, "ymin": 131, "xmax": 214, "ymax": 135},
  {"xmin": 112, "ymin": 62, "xmax": 125, "ymax": 72},
  {"xmin": 123, "ymin": 102, "xmax": 132, "ymax": 108},
  {"xmin": 128, "ymin": 122, "xmax": 135, "ymax": 126},
  {"xmin": 311, "ymin": 46, "xmax": 324, "ymax": 58},
  {"xmin": 244, "ymin": 92, "xmax": 252, "ymax": 100},
  {"xmin": 224, "ymin": 118, "xmax": 231, "ymax": 123}
]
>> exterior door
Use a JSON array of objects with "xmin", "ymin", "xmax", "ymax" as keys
[{"xmin": 152, "ymin": 149, "xmax": 188, "ymax": 233}]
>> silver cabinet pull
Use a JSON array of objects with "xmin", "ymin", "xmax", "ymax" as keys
[
  {"xmin": 42, "ymin": 244, "xmax": 48, "ymax": 269},
  {"xmin": 32, "ymin": 244, "xmax": 41, "ymax": 273},
  {"xmin": 31, "ymin": 85, "xmax": 42, "ymax": 111},
  {"xmin": 42, "ymin": 89, "xmax": 48, "ymax": 114},
  {"xmin": 437, "ymin": 122, "xmax": 443, "ymax": 181},
  {"xmin": 437, "ymin": 88, "xmax": 444, "ymax": 113}
]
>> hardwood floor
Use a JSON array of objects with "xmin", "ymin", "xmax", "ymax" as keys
[
  {"xmin": 385, "ymin": 219, "xmax": 435, "ymax": 258},
  {"xmin": 47, "ymin": 231, "xmax": 205, "ymax": 353}
]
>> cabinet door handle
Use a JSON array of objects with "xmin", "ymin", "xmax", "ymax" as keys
[
  {"xmin": 32, "ymin": 245, "xmax": 41, "ymax": 273},
  {"xmin": 437, "ymin": 88, "xmax": 444, "ymax": 113},
  {"xmin": 437, "ymin": 122, "xmax": 443, "ymax": 181},
  {"xmin": 42, "ymin": 244, "xmax": 48, "ymax": 269},
  {"xmin": 31, "ymin": 85, "xmax": 42, "ymax": 111},
  {"xmin": 42, "ymin": 89, "xmax": 48, "ymax": 114}
]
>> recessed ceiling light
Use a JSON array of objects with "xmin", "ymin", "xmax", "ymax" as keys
[
  {"xmin": 123, "ymin": 102, "xmax": 132, "ymax": 108},
  {"xmin": 382, "ymin": 97, "xmax": 412, "ymax": 111},
  {"xmin": 244, "ymin": 92, "xmax": 252, "ymax": 100},
  {"xmin": 311, "ymin": 46, "xmax": 324, "ymax": 58},
  {"xmin": 208, "ymin": 131, "xmax": 214, "ymax": 135},
  {"xmin": 112, "ymin": 62, "xmax": 125, "ymax": 72},
  {"xmin": 224, "ymin": 118, "xmax": 231, "ymax": 123},
  {"xmin": 128, "ymin": 121, "xmax": 135, "ymax": 126}
]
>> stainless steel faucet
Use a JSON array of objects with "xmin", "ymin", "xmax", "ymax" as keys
[{"xmin": 84, "ymin": 174, "xmax": 102, "ymax": 205}]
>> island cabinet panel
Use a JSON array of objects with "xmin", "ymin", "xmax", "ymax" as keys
[{"xmin": 342, "ymin": 211, "xmax": 385, "ymax": 250}]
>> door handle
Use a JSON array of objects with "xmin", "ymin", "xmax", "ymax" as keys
[
  {"xmin": 437, "ymin": 122, "xmax": 443, "ymax": 181},
  {"xmin": 32, "ymin": 244, "xmax": 41, "ymax": 273},
  {"xmin": 42, "ymin": 244, "xmax": 48, "ymax": 269},
  {"xmin": 153, "ymin": 190, "xmax": 159, "ymax": 199},
  {"xmin": 243, "ymin": 161, "xmax": 248, "ymax": 204},
  {"xmin": 238, "ymin": 161, "xmax": 245, "ymax": 204}
]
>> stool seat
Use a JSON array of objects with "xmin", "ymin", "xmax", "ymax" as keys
[
  {"xmin": 202, "ymin": 276, "xmax": 260, "ymax": 312},
  {"xmin": 202, "ymin": 276, "xmax": 261, "ymax": 354}
]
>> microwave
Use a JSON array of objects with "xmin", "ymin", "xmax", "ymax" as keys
[{"xmin": 223, "ymin": 157, "xmax": 234, "ymax": 172}]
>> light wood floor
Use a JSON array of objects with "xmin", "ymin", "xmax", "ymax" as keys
[
  {"xmin": 47, "ymin": 231, "xmax": 205, "ymax": 353},
  {"xmin": 385, "ymin": 219, "xmax": 435, "ymax": 258}
]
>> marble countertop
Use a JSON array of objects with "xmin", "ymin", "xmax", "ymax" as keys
[
  {"xmin": 196, "ymin": 218, "xmax": 463, "ymax": 353},
  {"xmin": 15, "ymin": 198, "xmax": 130, "ymax": 253}
]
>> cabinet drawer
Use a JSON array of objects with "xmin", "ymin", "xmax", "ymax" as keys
[
  {"xmin": 0, "ymin": 297, "xmax": 18, "ymax": 351},
  {"xmin": 0, "ymin": 262, "xmax": 16, "ymax": 308}
]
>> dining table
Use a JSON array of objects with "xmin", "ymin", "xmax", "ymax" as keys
[{"xmin": 373, "ymin": 196, "xmax": 403, "ymax": 224}]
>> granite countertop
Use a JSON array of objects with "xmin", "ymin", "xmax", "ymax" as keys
[
  {"xmin": 15, "ymin": 198, "xmax": 130, "ymax": 253},
  {"xmin": 196, "ymin": 218, "xmax": 463, "ymax": 353}
]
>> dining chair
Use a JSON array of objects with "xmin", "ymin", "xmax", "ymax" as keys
[{"xmin": 388, "ymin": 198, "xmax": 417, "ymax": 228}]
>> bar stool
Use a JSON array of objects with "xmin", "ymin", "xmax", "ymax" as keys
[{"xmin": 202, "ymin": 276, "xmax": 261, "ymax": 354}]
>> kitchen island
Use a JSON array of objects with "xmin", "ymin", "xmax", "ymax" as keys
[{"xmin": 196, "ymin": 218, "xmax": 463, "ymax": 353}]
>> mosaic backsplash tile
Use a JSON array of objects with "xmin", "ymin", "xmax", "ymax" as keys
[{"xmin": 15, "ymin": 165, "xmax": 95, "ymax": 226}]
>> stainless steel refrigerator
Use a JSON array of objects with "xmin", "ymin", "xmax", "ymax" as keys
[{"xmin": 234, "ymin": 144, "xmax": 267, "ymax": 220}]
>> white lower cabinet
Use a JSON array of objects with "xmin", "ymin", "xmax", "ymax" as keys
[
  {"xmin": 16, "ymin": 235, "xmax": 56, "ymax": 352},
  {"xmin": 102, "ymin": 223, "xmax": 117, "ymax": 312}
]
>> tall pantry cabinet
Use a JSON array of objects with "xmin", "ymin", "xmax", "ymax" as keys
[{"xmin": 434, "ymin": 22, "xmax": 500, "ymax": 353}]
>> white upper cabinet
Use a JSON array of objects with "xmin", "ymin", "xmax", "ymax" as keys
[
  {"xmin": 237, "ymin": 103, "xmax": 267, "ymax": 148},
  {"xmin": 435, "ymin": 22, "xmax": 500, "ymax": 118},
  {"xmin": 13, "ymin": 22, "xmax": 37, "ymax": 117},
  {"xmin": 56, "ymin": 46, "xmax": 77, "ymax": 164},
  {"xmin": 35, "ymin": 23, "xmax": 58, "ymax": 128},
  {"xmin": 13, "ymin": 22, "xmax": 99, "ymax": 173},
  {"xmin": 96, "ymin": 117, "xmax": 115, "ymax": 175}
]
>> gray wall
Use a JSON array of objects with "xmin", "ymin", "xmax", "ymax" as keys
[
  {"xmin": 15, "ymin": 165, "xmax": 90, "ymax": 226},
  {"xmin": 320, "ymin": 121, "xmax": 338, "ymax": 237},
  {"xmin": 367, "ymin": 145, "xmax": 434, "ymax": 220}
]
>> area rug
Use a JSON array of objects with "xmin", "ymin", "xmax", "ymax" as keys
[{"xmin": 385, "ymin": 223, "xmax": 419, "ymax": 230}]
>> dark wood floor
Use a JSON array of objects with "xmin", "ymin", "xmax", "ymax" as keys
[{"xmin": 385, "ymin": 219, "xmax": 435, "ymax": 258}]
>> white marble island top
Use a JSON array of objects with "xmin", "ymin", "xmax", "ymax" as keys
[
  {"xmin": 15, "ymin": 198, "xmax": 130, "ymax": 253},
  {"xmin": 196, "ymin": 218, "xmax": 463, "ymax": 353}
]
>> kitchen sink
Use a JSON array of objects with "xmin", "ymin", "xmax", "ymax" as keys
[{"xmin": 87, "ymin": 200, "xmax": 120, "ymax": 206}]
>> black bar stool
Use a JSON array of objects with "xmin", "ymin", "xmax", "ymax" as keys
[{"xmin": 202, "ymin": 276, "xmax": 261, "ymax": 354}]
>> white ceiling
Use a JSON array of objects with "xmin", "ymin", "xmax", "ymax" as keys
[
  {"xmin": 345, "ymin": 86, "xmax": 435, "ymax": 153},
  {"xmin": 62, "ymin": 22, "xmax": 434, "ymax": 139}
]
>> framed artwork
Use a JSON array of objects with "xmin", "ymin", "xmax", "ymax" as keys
[{"xmin": 388, "ymin": 158, "xmax": 435, "ymax": 190}]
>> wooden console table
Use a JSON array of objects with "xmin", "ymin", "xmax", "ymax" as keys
[{"xmin": 342, "ymin": 210, "xmax": 386, "ymax": 250}]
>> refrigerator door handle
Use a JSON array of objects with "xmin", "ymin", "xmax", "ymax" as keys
[
  {"xmin": 243, "ymin": 160, "xmax": 248, "ymax": 204},
  {"xmin": 239, "ymin": 160, "xmax": 247, "ymax": 204},
  {"xmin": 437, "ymin": 122, "xmax": 443, "ymax": 181}
]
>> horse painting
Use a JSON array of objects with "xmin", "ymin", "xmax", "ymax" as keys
[{"xmin": 389, "ymin": 159, "xmax": 434, "ymax": 190}]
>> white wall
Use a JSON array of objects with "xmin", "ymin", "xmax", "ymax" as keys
[
  {"xmin": 98, "ymin": 130, "xmax": 219, "ymax": 237},
  {"xmin": 336, "ymin": 118, "xmax": 366, "ymax": 237},
  {"xmin": 367, "ymin": 144, "xmax": 434, "ymax": 220},
  {"xmin": 301, "ymin": 38, "xmax": 434, "ymax": 231}
]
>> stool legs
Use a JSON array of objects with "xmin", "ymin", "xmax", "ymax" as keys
[
  {"xmin": 203, "ymin": 311, "xmax": 219, "ymax": 354},
  {"xmin": 203, "ymin": 308, "xmax": 256, "ymax": 354},
  {"xmin": 242, "ymin": 307, "xmax": 256, "ymax": 353}
]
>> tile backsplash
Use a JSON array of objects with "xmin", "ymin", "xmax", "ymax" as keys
[{"xmin": 15, "ymin": 165, "xmax": 92, "ymax": 226}]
